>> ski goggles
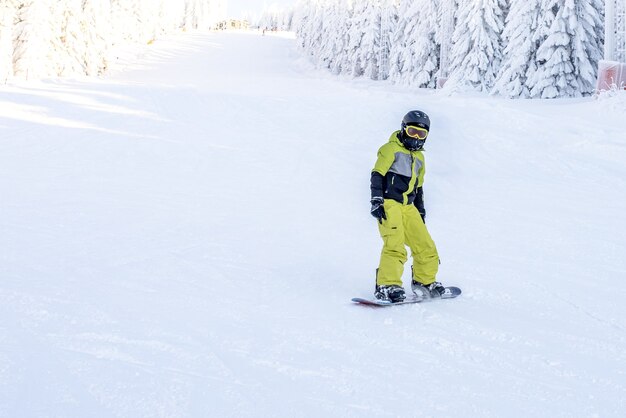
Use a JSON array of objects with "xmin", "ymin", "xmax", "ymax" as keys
[{"xmin": 404, "ymin": 125, "xmax": 429, "ymax": 140}]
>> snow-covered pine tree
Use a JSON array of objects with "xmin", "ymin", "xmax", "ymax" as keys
[
  {"xmin": 306, "ymin": 1, "xmax": 325, "ymax": 64},
  {"xmin": 346, "ymin": 0, "xmax": 368, "ymax": 77},
  {"xmin": 525, "ymin": 0, "xmax": 557, "ymax": 98},
  {"xmin": 258, "ymin": 8, "xmax": 277, "ymax": 31},
  {"xmin": 590, "ymin": 0, "xmax": 604, "ymax": 59},
  {"xmin": 331, "ymin": 1, "xmax": 353, "ymax": 75},
  {"xmin": 358, "ymin": 1, "xmax": 384, "ymax": 80},
  {"xmin": 409, "ymin": 0, "xmax": 440, "ymax": 87},
  {"xmin": 295, "ymin": 0, "xmax": 319, "ymax": 59},
  {"xmin": 388, "ymin": 0, "xmax": 411, "ymax": 82},
  {"xmin": 294, "ymin": 0, "xmax": 315, "ymax": 50},
  {"xmin": 492, "ymin": 0, "xmax": 542, "ymax": 98},
  {"xmin": 448, "ymin": 0, "xmax": 472, "ymax": 88},
  {"xmin": 531, "ymin": 0, "xmax": 579, "ymax": 98},
  {"xmin": 448, "ymin": 0, "xmax": 506, "ymax": 92},
  {"xmin": 390, "ymin": 0, "xmax": 426, "ymax": 86},
  {"xmin": 317, "ymin": 0, "xmax": 345, "ymax": 74},
  {"xmin": 279, "ymin": 6, "xmax": 296, "ymax": 31},
  {"xmin": 319, "ymin": 0, "xmax": 338, "ymax": 67},
  {"xmin": 571, "ymin": 0, "xmax": 603, "ymax": 95}
]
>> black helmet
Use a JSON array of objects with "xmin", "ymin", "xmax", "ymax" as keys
[{"xmin": 399, "ymin": 110, "xmax": 430, "ymax": 150}]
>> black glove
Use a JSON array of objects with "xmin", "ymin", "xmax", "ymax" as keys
[{"xmin": 370, "ymin": 197, "xmax": 386, "ymax": 224}]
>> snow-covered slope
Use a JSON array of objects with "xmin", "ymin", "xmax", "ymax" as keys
[{"xmin": 1, "ymin": 31, "xmax": 625, "ymax": 417}]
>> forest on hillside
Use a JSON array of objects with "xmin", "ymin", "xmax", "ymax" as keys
[
  {"xmin": 0, "ymin": 0, "xmax": 226, "ymax": 81},
  {"xmin": 266, "ymin": 0, "xmax": 624, "ymax": 99}
]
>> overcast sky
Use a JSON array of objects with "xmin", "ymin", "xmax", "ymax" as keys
[{"xmin": 227, "ymin": 0, "xmax": 297, "ymax": 19}]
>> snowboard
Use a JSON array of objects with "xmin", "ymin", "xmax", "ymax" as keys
[{"xmin": 352, "ymin": 286, "xmax": 461, "ymax": 307}]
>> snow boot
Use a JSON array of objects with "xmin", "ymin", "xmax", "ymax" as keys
[
  {"xmin": 375, "ymin": 284, "xmax": 406, "ymax": 303},
  {"xmin": 411, "ymin": 280, "xmax": 448, "ymax": 298}
]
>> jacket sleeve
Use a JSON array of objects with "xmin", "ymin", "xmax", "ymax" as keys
[
  {"xmin": 371, "ymin": 172, "xmax": 384, "ymax": 201},
  {"xmin": 414, "ymin": 186, "xmax": 425, "ymax": 221},
  {"xmin": 370, "ymin": 144, "xmax": 394, "ymax": 201},
  {"xmin": 414, "ymin": 152, "xmax": 426, "ymax": 220}
]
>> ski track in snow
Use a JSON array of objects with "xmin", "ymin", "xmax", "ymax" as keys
[{"xmin": 1, "ymin": 31, "xmax": 626, "ymax": 417}]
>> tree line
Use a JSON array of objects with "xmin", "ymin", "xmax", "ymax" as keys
[
  {"xmin": 0, "ymin": 0, "xmax": 226, "ymax": 82},
  {"xmin": 290, "ymin": 0, "xmax": 609, "ymax": 98}
]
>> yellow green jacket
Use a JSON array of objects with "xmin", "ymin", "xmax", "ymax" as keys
[{"xmin": 371, "ymin": 131, "xmax": 426, "ymax": 207}]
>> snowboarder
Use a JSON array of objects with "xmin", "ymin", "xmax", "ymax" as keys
[{"xmin": 370, "ymin": 110, "xmax": 446, "ymax": 303}]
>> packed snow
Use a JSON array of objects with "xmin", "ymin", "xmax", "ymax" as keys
[{"xmin": 1, "ymin": 31, "xmax": 626, "ymax": 417}]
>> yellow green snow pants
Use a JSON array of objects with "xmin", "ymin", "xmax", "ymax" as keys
[{"xmin": 376, "ymin": 199, "xmax": 439, "ymax": 286}]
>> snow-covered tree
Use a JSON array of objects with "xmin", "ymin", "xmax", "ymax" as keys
[
  {"xmin": 55, "ymin": 0, "xmax": 89, "ymax": 76},
  {"xmin": 449, "ymin": 0, "xmax": 506, "ymax": 92},
  {"xmin": 388, "ymin": 0, "xmax": 412, "ymax": 81},
  {"xmin": 412, "ymin": 0, "xmax": 440, "ymax": 87},
  {"xmin": 492, "ymin": 0, "xmax": 542, "ymax": 98},
  {"xmin": 184, "ymin": 0, "xmax": 223, "ymax": 31},
  {"xmin": 293, "ymin": 0, "xmax": 608, "ymax": 98},
  {"xmin": 346, "ymin": 0, "xmax": 368, "ymax": 77},
  {"xmin": 447, "ymin": 0, "xmax": 472, "ymax": 87},
  {"xmin": 525, "ymin": 0, "xmax": 557, "ymax": 97},
  {"xmin": 334, "ymin": 1, "xmax": 356, "ymax": 76},
  {"xmin": 530, "ymin": 0, "xmax": 589, "ymax": 98},
  {"xmin": 80, "ymin": 0, "xmax": 110, "ymax": 75},
  {"xmin": 12, "ymin": 0, "xmax": 55, "ymax": 79},
  {"xmin": 571, "ymin": 0, "xmax": 603, "ymax": 95},
  {"xmin": 304, "ymin": 1, "xmax": 325, "ymax": 61},
  {"xmin": 316, "ymin": 0, "xmax": 348, "ymax": 74},
  {"xmin": 402, "ymin": 0, "xmax": 439, "ymax": 87},
  {"xmin": 389, "ymin": 0, "xmax": 431, "ymax": 86},
  {"xmin": 3, "ymin": 0, "xmax": 225, "ymax": 80},
  {"xmin": 295, "ymin": 0, "xmax": 320, "ymax": 58},
  {"xmin": 0, "ymin": 2, "xmax": 15, "ymax": 82},
  {"xmin": 357, "ymin": 1, "xmax": 385, "ymax": 80},
  {"xmin": 292, "ymin": 0, "xmax": 605, "ymax": 98}
]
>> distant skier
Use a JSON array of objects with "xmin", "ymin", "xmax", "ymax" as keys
[{"xmin": 370, "ymin": 110, "xmax": 448, "ymax": 303}]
